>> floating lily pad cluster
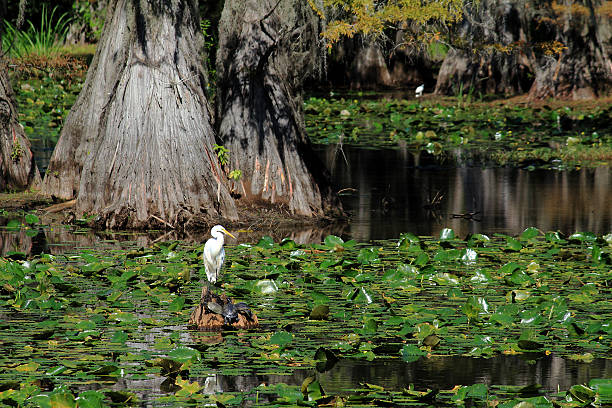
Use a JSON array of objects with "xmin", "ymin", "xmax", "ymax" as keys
[
  {"xmin": 0, "ymin": 225, "xmax": 611, "ymax": 406},
  {"xmin": 13, "ymin": 75, "xmax": 83, "ymax": 145},
  {"xmin": 304, "ymin": 96, "xmax": 612, "ymax": 168}
]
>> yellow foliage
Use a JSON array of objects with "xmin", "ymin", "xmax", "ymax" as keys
[
  {"xmin": 597, "ymin": 1, "xmax": 612, "ymax": 17},
  {"xmin": 314, "ymin": 0, "xmax": 466, "ymax": 45},
  {"xmin": 307, "ymin": 0, "xmax": 326, "ymax": 19},
  {"xmin": 551, "ymin": 1, "xmax": 589, "ymax": 16},
  {"xmin": 537, "ymin": 40, "xmax": 567, "ymax": 56}
]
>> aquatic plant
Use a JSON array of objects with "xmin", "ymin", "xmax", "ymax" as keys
[
  {"xmin": 2, "ymin": 5, "xmax": 72, "ymax": 58},
  {"xmin": 0, "ymin": 223, "xmax": 611, "ymax": 406},
  {"xmin": 304, "ymin": 96, "xmax": 612, "ymax": 169}
]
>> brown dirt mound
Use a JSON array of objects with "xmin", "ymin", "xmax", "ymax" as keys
[{"xmin": 189, "ymin": 286, "xmax": 259, "ymax": 331}]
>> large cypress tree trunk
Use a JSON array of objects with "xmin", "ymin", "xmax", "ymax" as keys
[
  {"xmin": 435, "ymin": 0, "xmax": 612, "ymax": 99},
  {"xmin": 0, "ymin": 64, "xmax": 40, "ymax": 191},
  {"xmin": 43, "ymin": 0, "xmax": 237, "ymax": 229},
  {"xmin": 216, "ymin": 0, "xmax": 338, "ymax": 217},
  {"xmin": 528, "ymin": 0, "xmax": 612, "ymax": 99},
  {"xmin": 434, "ymin": 0, "xmax": 535, "ymax": 96}
]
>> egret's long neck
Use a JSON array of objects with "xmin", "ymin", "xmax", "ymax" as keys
[{"xmin": 215, "ymin": 233, "xmax": 225, "ymax": 247}]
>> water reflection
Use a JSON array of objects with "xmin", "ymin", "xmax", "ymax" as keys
[
  {"xmin": 316, "ymin": 355, "xmax": 612, "ymax": 394},
  {"xmin": 319, "ymin": 145, "xmax": 612, "ymax": 240},
  {"xmin": 0, "ymin": 219, "xmax": 348, "ymax": 256},
  {"xmin": 192, "ymin": 354, "xmax": 612, "ymax": 398},
  {"xmin": 2, "ymin": 145, "xmax": 612, "ymax": 253}
]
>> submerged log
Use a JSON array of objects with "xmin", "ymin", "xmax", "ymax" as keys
[{"xmin": 189, "ymin": 286, "xmax": 259, "ymax": 331}]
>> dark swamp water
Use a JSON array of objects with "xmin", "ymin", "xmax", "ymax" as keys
[
  {"xmin": 99, "ymin": 355, "xmax": 612, "ymax": 401},
  {"xmin": 5, "ymin": 144, "xmax": 612, "ymax": 403},
  {"xmin": 319, "ymin": 145, "xmax": 612, "ymax": 241},
  {"xmin": 205, "ymin": 355, "xmax": 612, "ymax": 396},
  {"xmin": 27, "ymin": 144, "xmax": 612, "ymax": 244}
]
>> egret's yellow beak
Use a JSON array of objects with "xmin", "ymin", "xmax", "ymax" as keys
[{"xmin": 222, "ymin": 228, "xmax": 236, "ymax": 239}]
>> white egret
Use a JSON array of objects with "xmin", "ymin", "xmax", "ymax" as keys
[
  {"xmin": 415, "ymin": 84, "xmax": 424, "ymax": 98},
  {"xmin": 203, "ymin": 225, "xmax": 236, "ymax": 284}
]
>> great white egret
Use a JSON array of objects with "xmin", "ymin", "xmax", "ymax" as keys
[
  {"xmin": 415, "ymin": 84, "xmax": 424, "ymax": 98},
  {"xmin": 203, "ymin": 225, "xmax": 236, "ymax": 284}
]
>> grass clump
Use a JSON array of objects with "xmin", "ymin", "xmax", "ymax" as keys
[{"xmin": 2, "ymin": 5, "xmax": 72, "ymax": 58}]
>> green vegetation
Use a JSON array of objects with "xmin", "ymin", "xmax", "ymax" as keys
[
  {"xmin": 1, "ymin": 5, "xmax": 72, "ymax": 58},
  {"xmin": 1, "ymin": 218, "xmax": 611, "ymax": 406},
  {"xmin": 9, "ymin": 55, "xmax": 86, "ymax": 147},
  {"xmin": 304, "ymin": 96, "xmax": 612, "ymax": 169}
]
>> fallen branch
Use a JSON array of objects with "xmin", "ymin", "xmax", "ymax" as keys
[{"xmin": 45, "ymin": 199, "xmax": 76, "ymax": 213}]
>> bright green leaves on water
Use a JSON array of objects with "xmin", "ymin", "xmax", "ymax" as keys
[
  {"xmin": 304, "ymin": 96, "xmax": 612, "ymax": 168},
  {"xmin": 400, "ymin": 344, "xmax": 426, "ymax": 363},
  {"xmin": 567, "ymin": 379, "xmax": 612, "ymax": 405},
  {"xmin": 462, "ymin": 296, "xmax": 489, "ymax": 322},
  {"xmin": 322, "ymin": 234, "xmax": 357, "ymax": 252},
  {"xmin": 270, "ymin": 331, "xmax": 293, "ymax": 350},
  {"xmin": 2, "ymin": 227, "xmax": 612, "ymax": 407},
  {"xmin": 146, "ymin": 346, "xmax": 201, "ymax": 378}
]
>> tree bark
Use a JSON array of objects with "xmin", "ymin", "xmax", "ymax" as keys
[
  {"xmin": 435, "ymin": 0, "xmax": 612, "ymax": 99},
  {"xmin": 216, "ymin": 0, "xmax": 339, "ymax": 217},
  {"xmin": 43, "ymin": 0, "xmax": 237, "ymax": 229},
  {"xmin": 435, "ymin": 0, "xmax": 535, "ymax": 96},
  {"xmin": 528, "ymin": 0, "xmax": 612, "ymax": 99},
  {"xmin": 0, "ymin": 64, "xmax": 41, "ymax": 191}
]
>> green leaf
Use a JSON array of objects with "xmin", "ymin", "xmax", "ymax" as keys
[
  {"xmin": 310, "ymin": 291, "xmax": 329, "ymax": 304},
  {"xmin": 270, "ymin": 331, "xmax": 293, "ymax": 348},
  {"xmin": 506, "ymin": 270, "xmax": 534, "ymax": 286},
  {"xmin": 323, "ymin": 235, "xmax": 345, "ymax": 250},
  {"xmin": 589, "ymin": 379, "xmax": 612, "ymax": 404},
  {"xmin": 490, "ymin": 313, "xmax": 514, "ymax": 327},
  {"xmin": 506, "ymin": 237, "xmax": 522, "ymax": 251},
  {"xmin": 545, "ymin": 231, "xmax": 564, "ymax": 243},
  {"xmin": 76, "ymin": 390, "xmax": 105, "ymax": 408},
  {"xmin": 49, "ymin": 391, "xmax": 76, "ymax": 408},
  {"xmin": 357, "ymin": 248, "xmax": 378, "ymax": 264},
  {"xmin": 413, "ymin": 252, "xmax": 429, "ymax": 266},
  {"xmin": 400, "ymin": 344, "xmax": 425, "ymax": 362},
  {"xmin": 168, "ymin": 296, "xmax": 186, "ymax": 312},
  {"xmin": 569, "ymin": 232, "xmax": 597, "ymax": 243},
  {"xmin": 359, "ymin": 318, "xmax": 378, "ymax": 335},
  {"xmin": 520, "ymin": 227, "xmax": 540, "ymax": 240},
  {"xmin": 467, "ymin": 233, "xmax": 490, "ymax": 247},
  {"xmin": 6, "ymin": 219, "xmax": 21, "ymax": 231},
  {"xmin": 309, "ymin": 304, "xmax": 330, "ymax": 320},
  {"xmin": 15, "ymin": 361, "xmax": 40, "ymax": 372},
  {"xmin": 25, "ymin": 213, "xmax": 40, "ymax": 224},
  {"xmin": 398, "ymin": 233, "xmax": 420, "ymax": 250},
  {"xmin": 254, "ymin": 279, "xmax": 278, "ymax": 294},
  {"xmin": 569, "ymin": 384, "xmax": 595, "ymax": 403},
  {"xmin": 110, "ymin": 330, "xmax": 128, "ymax": 344},
  {"xmin": 500, "ymin": 262, "xmax": 521, "ymax": 274},
  {"xmin": 256, "ymin": 236, "xmax": 275, "ymax": 249},
  {"xmin": 168, "ymin": 346, "xmax": 201, "ymax": 364},
  {"xmin": 109, "ymin": 311, "xmax": 139, "ymax": 324}
]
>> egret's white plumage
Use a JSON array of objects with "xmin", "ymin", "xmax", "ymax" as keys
[
  {"xmin": 415, "ymin": 84, "xmax": 424, "ymax": 98},
  {"xmin": 203, "ymin": 225, "xmax": 236, "ymax": 284}
]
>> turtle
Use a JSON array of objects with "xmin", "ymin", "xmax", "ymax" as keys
[{"xmin": 206, "ymin": 300, "xmax": 254, "ymax": 325}]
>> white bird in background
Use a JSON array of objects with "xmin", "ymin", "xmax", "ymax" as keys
[
  {"xmin": 203, "ymin": 225, "xmax": 236, "ymax": 284},
  {"xmin": 415, "ymin": 84, "xmax": 424, "ymax": 98}
]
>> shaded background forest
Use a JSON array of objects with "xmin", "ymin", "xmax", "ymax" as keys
[{"xmin": 5, "ymin": 0, "xmax": 611, "ymax": 100}]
